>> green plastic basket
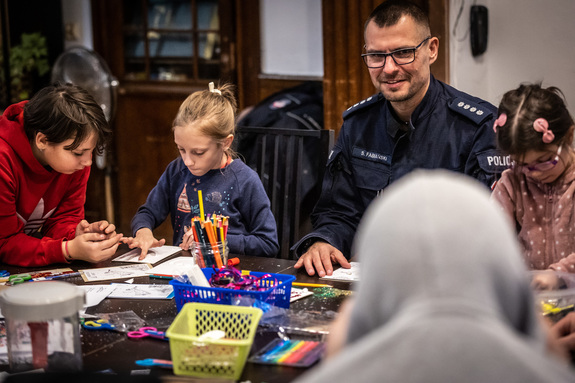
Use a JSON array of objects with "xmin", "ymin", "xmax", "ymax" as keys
[{"xmin": 166, "ymin": 302, "xmax": 263, "ymax": 380}]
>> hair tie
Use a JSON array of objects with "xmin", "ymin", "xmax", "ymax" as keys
[
  {"xmin": 533, "ymin": 118, "xmax": 554, "ymax": 143},
  {"xmin": 493, "ymin": 113, "xmax": 507, "ymax": 133},
  {"xmin": 208, "ymin": 82, "xmax": 221, "ymax": 95}
]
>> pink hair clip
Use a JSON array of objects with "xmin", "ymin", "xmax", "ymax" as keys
[
  {"xmin": 493, "ymin": 113, "xmax": 507, "ymax": 133},
  {"xmin": 533, "ymin": 118, "xmax": 554, "ymax": 143}
]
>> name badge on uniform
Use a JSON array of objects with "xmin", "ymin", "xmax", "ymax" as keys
[{"xmin": 352, "ymin": 147, "xmax": 391, "ymax": 165}]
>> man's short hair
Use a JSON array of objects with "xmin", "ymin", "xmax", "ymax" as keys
[{"xmin": 365, "ymin": 0, "xmax": 430, "ymax": 34}]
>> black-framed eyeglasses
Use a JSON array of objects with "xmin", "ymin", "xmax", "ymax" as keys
[{"xmin": 361, "ymin": 36, "xmax": 432, "ymax": 68}]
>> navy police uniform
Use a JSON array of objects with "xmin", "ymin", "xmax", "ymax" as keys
[{"xmin": 293, "ymin": 75, "xmax": 507, "ymax": 258}]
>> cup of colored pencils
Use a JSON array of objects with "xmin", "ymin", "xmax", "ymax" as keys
[{"xmin": 189, "ymin": 215, "xmax": 229, "ymax": 269}]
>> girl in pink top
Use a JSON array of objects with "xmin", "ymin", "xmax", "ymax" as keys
[{"xmin": 492, "ymin": 83, "xmax": 575, "ymax": 273}]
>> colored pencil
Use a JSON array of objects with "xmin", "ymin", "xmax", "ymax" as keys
[
  {"xmin": 193, "ymin": 219, "xmax": 211, "ymax": 267},
  {"xmin": 282, "ymin": 341, "xmax": 320, "ymax": 365},
  {"xmin": 223, "ymin": 217, "xmax": 228, "ymax": 239},
  {"xmin": 204, "ymin": 221, "xmax": 223, "ymax": 268},
  {"xmin": 198, "ymin": 190, "xmax": 205, "ymax": 221},
  {"xmin": 276, "ymin": 341, "xmax": 305, "ymax": 363},
  {"xmin": 191, "ymin": 224, "xmax": 205, "ymax": 268},
  {"xmin": 292, "ymin": 282, "xmax": 332, "ymax": 288}
]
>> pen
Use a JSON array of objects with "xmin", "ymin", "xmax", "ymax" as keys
[
  {"xmin": 292, "ymin": 282, "xmax": 332, "ymax": 288},
  {"xmin": 31, "ymin": 272, "xmax": 81, "ymax": 282}
]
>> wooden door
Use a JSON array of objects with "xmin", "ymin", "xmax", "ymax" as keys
[{"xmin": 92, "ymin": 0, "xmax": 236, "ymax": 240}]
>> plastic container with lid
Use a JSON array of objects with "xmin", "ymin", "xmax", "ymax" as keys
[{"xmin": 0, "ymin": 281, "xmax": 85, "ymax": 372}]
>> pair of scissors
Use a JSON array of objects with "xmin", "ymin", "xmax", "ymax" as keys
[
  {"xmin": 8, "ymin": 273, "xmax": 31, "ymax": 285},
  {"xmin": 127, "ymin": 326, "xmax": 168, "ymax": 341},
  {"xmin": 0, "ymin": 270, "xmax": 10, "ymax": 283},
  {"xmin": 83, "ymin": 319, "xmax": 117, "ymax": 331}
]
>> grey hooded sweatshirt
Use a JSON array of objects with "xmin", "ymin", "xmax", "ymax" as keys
[{"xmin": 295, "ymin": 170, "xmax": 575, "ymax": 383}]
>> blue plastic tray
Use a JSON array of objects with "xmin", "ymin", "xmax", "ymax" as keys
[{"xmin": 170, "ymin": 268, "xmax": 295, "ymax": 310}]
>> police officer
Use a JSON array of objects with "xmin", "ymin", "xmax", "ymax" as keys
[{"xmin": 293, "ymin": 0, "xmax": 506, "ymax": 276}]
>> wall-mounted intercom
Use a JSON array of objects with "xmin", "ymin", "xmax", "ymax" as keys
[{"xmin": 470, "ymin": 5, "xmax": 488, "ymax": 56}]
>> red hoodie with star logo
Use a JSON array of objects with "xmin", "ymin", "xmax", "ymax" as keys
[{"xmin": 0, "ymin": 101, "xmax": 90, "ymax": 266}]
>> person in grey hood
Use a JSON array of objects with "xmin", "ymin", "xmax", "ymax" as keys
[{"xmin": 294, "ymin": 170, "xmax": 575, "ymax": 383}]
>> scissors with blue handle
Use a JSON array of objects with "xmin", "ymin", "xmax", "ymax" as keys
[
  {"xmin": 0, "ymin": 270, "xmax": 10, "ymax": 283},
  {"xmin": 83, "ymin": 319, "xmax": 117, "ymax": 331},
  {"xmin": 127, "ymin": 326, "xmax": 168, "ymax": 341}
]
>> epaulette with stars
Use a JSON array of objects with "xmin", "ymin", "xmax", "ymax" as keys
[
  {"xmin": 448, "ymin": 97, "xmax": 493, "ymax": 125},
  {"xmin": 342, "ymin": 93, "xmax": 384, "ymax": 120}
]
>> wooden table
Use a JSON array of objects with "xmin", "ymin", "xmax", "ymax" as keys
[{"xmin": 0, "ymin": 246, "xmax": 353, "ymax": 382}]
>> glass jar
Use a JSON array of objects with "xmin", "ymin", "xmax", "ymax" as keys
[
  {"xmin": 0, "ymin": 281, "xmax": 84, "ymax": 372},
  {"xmin": 191, "ymin": 241, "xmax": 229, "ymax": 268}
]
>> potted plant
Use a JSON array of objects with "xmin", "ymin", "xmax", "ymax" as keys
[{"xmin": 9, "ymin": 32, "xmax": 49, "ymax": 103}]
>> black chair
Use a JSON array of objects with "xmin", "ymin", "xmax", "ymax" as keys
[{"xmin": 235, "ymin": 127, "xmax": 335, "ymax": 259}]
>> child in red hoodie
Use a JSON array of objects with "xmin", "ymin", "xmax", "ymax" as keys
[{"xmin": 0, "ymin": 83, "xmax": 122, "ymax": 266}]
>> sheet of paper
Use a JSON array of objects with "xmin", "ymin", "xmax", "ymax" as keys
[
  {"xmin": 80, "ymin": 264, "xmax": 152, "ymax": 282},
  {"xmin": 290, "ymin": 287, "xmax": 313, "ymax": 302},
  {"xmin": 145, "ymin": 256, "xmax": 196, "ymax": 278},
  {"xmin": 79, "ymin": 285, "xmax": 116, "ymax": 307},
  {"xmin": 320, "ymin": 262, "xmax": 360, "ymax": 282},
  {"xmin": 108, "ymin": 283, "xmax": 173, "ymax": 299},
  {"xmin": 112, "ymin": 245, "xmax": 181, "ymax": 265}
]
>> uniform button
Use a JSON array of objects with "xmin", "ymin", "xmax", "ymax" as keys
[
  {"xmin": 470, "ymin": 107, "xmax": 477, "ymax": 112},
  {"xmin": 464, "ymin": 104, "xmax": 470, "ymax": 109},
  {"xmin": 476, "ymin": 110, "xmax": 484, "ymax": 115},
  {"xmin": 458, "ymin": 101, "xmax": 464, "ymax": 107}
]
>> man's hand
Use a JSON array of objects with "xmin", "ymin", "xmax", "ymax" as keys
[{"xmin": 294, "ymin": 241, "xmax": 351, "ymax": 277}]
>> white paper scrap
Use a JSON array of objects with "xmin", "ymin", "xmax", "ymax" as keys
[
  {"xmin": 290, "ymin": 287, "xmax": 313, "ymax": 302},
  {"xmin": 320, "ymin": 262, "xmax": 360, "ymax": 282},
  {"xmin": 79, "ymin": 285, "xmax": 116, "ymax": 307},
  {"xmin": 145, "ymin": 256, "xmax": 196, "ymax": 278}
]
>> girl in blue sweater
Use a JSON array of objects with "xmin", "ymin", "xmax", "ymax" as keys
[{"xmin": 123, "ymin": 83, "xmax": 279, "ymax": 259}]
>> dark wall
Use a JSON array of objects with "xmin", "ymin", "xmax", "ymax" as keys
[{"xmin": 0, "ymin": 0, "xmax": 63, "ymax": 108}]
